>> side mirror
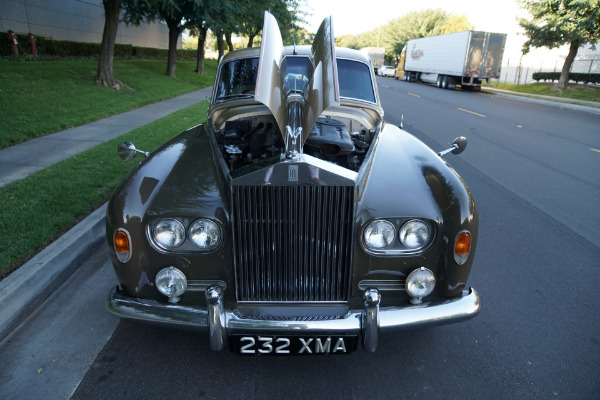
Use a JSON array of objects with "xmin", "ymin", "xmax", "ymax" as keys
[
  {"xmin": 118, "ymin": 142, "xmax": 149, "ymax": 161},
  {"xmin": 438, "ymin": 137, "xmax": 467, "ymax": 157},
  {"xmin": 451, "ymin": 136, "xmax": 467, "ymax": 155}
]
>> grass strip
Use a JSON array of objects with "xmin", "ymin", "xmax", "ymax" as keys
[
  {"xmin": 487, "ymin": 81, "xmax": 600, "ymax": 103},
  {"xmin": 0, "ymin": 59, "xmax": 217, "ymax": 148},
  {"xmin": 0, "ymin": 100, "xmax": 209, "ymax": 280}
]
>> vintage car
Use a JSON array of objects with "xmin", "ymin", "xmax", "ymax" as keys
[{"xmin": 106, "ymin": 12, "xmax": 480, "ymax": 354}]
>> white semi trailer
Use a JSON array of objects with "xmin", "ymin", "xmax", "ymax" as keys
[
  {"xmin": 360, "ymin": 47, "xmax": 385, "ymax": 74},
  {"xmin": 395, "ymin": 31, "xmax": 506, "ymax": 91}
]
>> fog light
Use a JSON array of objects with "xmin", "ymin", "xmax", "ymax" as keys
[
  {"xmin": 155, "ymin": 266, "xmax": 187, "ymax": 303},
  {"xmin": 406, "ymin": 267, "xmax": 435, "ymax": 304}
]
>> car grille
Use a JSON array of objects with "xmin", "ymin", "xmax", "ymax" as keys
[{"xmin": 231, "ymin": 185, "xmax": 354, "ymax": 302}]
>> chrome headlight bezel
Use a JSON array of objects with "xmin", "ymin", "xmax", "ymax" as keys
[
  {"xmin": 147, "ymin": 217, "xmax": 224, "ymax": 254},
  {"xmin": 361, "ymin": 218, "xmax": 435, "ymax": 255}
]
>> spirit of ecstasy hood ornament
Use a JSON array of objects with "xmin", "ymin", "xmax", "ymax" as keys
[{"xmin": 254, "ymin": 11, "xmax": 340, "ymax": 160}]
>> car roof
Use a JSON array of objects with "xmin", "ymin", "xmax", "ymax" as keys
[{"xmin": 220, "ymin": 45, "xmax": 372, "ymax": 65}]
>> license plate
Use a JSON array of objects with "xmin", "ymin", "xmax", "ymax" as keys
[{"xmin": 231, "ymin": 335, "xmax": 357, "ymax": 355}]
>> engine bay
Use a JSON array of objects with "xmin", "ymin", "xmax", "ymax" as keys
[{"xmin": 214, "ymin": 115, "xmax": 375, "ymax": 172}]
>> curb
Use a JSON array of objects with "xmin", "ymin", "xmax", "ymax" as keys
[
  {"xmin": 0, "ymin": 204, "xmax": 107, "ymax": 341},
  {"xmin": 482, "ymin": 89, "xmax": 600, "ymax": 115}
]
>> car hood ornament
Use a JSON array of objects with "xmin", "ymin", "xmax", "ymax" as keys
[{"xmin": 254, "ymin": 12, "xmax": 340, "ymax": 159}]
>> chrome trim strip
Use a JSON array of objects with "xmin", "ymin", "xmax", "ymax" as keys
[
  {"xmin": 108, "ymin": 287, "xmax": 481, "ymax": 351},
  {"xmin": 358, "ymin": 280, "xmax": 405, "ymax": 291},
  {"xmin": 186, "ymin": 280, "xmax": 227, "ymax": 293}
]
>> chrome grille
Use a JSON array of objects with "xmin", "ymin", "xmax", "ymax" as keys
[{"xmin": 232, "ymin": 185, "xmax": 354, "ymax": 302}]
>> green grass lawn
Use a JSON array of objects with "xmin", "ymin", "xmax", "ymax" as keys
[
  {"xmin": 486, "ymin": 81, "xmax": 600, "ymax": 103},
  {"xmin": 0, "ymin": 101, "xmax": 209, "ymax": 279},
  {"xmin": 0, "ymin": 59, "xmax": 217, "ymax": 148}
]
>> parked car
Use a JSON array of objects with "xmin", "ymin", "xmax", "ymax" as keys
[
  {"xmin": 378, "ymin": 65, "xmax": 396, "ymax": 77},
  {"xmin": 106, "ymin": 12, "xmax": 480, "ymax": 355}
]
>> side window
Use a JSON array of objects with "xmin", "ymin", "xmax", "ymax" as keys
[{"xmin": 336, "ymin": 59, "xmax": 376, "ymax": 103}]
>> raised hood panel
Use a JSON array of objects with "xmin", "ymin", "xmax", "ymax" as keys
[{"xmin": 254, "ymin": 12, "xmax": 340, "ymax": 146}]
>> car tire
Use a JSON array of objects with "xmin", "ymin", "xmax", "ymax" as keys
[
  {"xmin": 441, "ymin": 75, "xmax": 448, "ymax": 89},
  {"xmin": 436, "ymin": 75, "xmax": 442, "ymax": 88}
]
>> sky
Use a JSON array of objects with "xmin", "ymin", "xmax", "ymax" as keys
[{"xmin": 302, "ymin": 0, "xmax": 582, "ymax": 69}]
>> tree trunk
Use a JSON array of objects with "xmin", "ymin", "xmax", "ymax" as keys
[
  {"xmin": 195, "ymin": 26, "xmax": 207, "ymax": 75},
  {"xmin": 165, "ymin": 18, "xmax": 180, "ymax": 78},
  {"xmin": 225, "ymin": 32, "xmax": 234, "ymax": 53},
  {"xmin": 247, "ymin": 34, "xmax": 255, "ymax": 48},
  {"xmin": 95, "ymin": 0, "xmax": 122, "ymax": 89},
  {"xmin": 556, "ymin": 42, "xmax": 579, "ymax": 90},
  {"xmin": 217, "ymin": 32, "xmax": 225, "ymax": 61}
]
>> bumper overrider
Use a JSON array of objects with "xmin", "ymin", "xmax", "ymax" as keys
[{"xmin": 108, "ymin": 286, "xmax": 481, "ymax": 352}]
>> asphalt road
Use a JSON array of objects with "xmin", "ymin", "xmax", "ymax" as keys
[{"xmin": 3, "ymin": 79, "xmax": 600, "ymax": 399}]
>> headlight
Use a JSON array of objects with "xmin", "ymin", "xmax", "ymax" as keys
[
  {"xmin": 153, "ymin": 219, "xmax": 185, "ymax": 249},
  {"xmin": 399, "ymin": 220, "xmax": 431, "ymax": 250},
  {"xmin": 405, "ymin": 267, "xmax": 436, "ymax": 302},
  {"xmin": 363, "ymin": 220, "xmax": 395, "ymax": 250},
  {"xmin": 189, "ymin": 219, "xmax": 221, "ymax": 250}
]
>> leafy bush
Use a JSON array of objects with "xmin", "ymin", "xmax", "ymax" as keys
[{"xmin": 532, "ymin": 71, "xmax": 600, "ymax": 85}]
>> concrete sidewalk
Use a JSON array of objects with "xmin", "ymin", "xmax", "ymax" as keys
[
  {"xmin": 0, "ymin": 86, "xmax": 211, "ymax": 341},
  {"xmin": 0, "ymin": 86, "xmax": 213, "ymax": 188}
]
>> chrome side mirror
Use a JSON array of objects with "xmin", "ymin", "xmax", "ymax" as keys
[
  {"xmin": 438, "ymin": 137, "xmax": 467, "ymax": 157},
  {"xmin": 118, "ymin": 142, "xmax": 149, "ymax": 161}
]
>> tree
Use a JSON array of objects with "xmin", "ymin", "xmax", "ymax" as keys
[
  {"xmin": 519, "ymin": 0, "xmax": 600, "ymax": 89},
  {"xmin": 441, "ymin": 14, "xmax": 474, "ymax": 35},
  {"xmin": 336, "ymin": 10, "xmax": 472, "ymax": 60},
  {"xmin": 96, "ymin": 0, "xmax": 123, "ymax": 89},
  {"xmin": 123, "ymin": 0, "xmax": 194, "ymax": 78},
  {"xmin": 383, "ymin": 9, "xmax": 455, "ymax": 57}
]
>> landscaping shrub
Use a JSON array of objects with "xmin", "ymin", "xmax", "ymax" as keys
[{"xmin": 532, "ymin": 71, "xmax": 600, "ymax": 85}]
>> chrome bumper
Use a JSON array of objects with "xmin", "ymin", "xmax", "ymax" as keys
[{"xmin": 108, "ymin": 286, "xmax": 480, "ymax": 352}]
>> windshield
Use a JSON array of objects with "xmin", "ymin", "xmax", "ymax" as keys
[
  {"xmin": 214, "ymin": 56, "xmax": 376, "ymax": 104},
  {"xmin": 214, "ymin": 57, "xmax": 259, "ymax": 102}
]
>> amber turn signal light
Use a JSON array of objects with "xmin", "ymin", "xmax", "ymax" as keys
[
  {"xmin": 114, "ymin": 229, "xmax": 132, "ymax": 263},
  {"xmin": 114, "ymin": 229, "xmax": 130, "ymax": 253},
  {"xmin": 454, "ymin": 231, "xmax": 471, "ymax": 265},
  {"xmin": 455, "ymin": 232, "xmax": 471, "ymax": 254}
]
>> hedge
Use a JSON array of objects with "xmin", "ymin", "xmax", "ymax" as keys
[
  {"xmin": 532, "ymin": 71, "xmax": 600, "ymax": 85},
  {"xmin": 0, "ymin": 31, "xmax": 197, "ymax": 59}
]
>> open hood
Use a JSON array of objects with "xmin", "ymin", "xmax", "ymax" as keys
[{"xmin": 254, "ymin": 12, "xmax": 340, "ymax": 158}]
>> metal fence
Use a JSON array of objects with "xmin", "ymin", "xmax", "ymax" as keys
[{"xmin": 499, "ymin": 58, "xmax": 600, "ymax": 85}]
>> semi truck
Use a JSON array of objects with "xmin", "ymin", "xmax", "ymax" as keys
[
  {"xmin": 395, "ymin": 31, "xmax": 506, "ymax": 91},
  {"xmin": 360, "ymin": 47, "xmax": 385, "ymax": 74}
]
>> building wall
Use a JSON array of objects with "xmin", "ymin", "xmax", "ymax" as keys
[{"xmin": 0, "ymin": 0, "xmax": 180, "ymax": 49}]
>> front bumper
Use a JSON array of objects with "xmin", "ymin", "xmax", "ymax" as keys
[{"xmin": 107, "ymin": 286, "xmax": 480, "ymax": 352}]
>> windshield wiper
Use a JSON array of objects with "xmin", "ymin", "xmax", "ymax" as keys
[{"xmin": 217, "ymin": 93, "xmax": 254, "ymax": 100}]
